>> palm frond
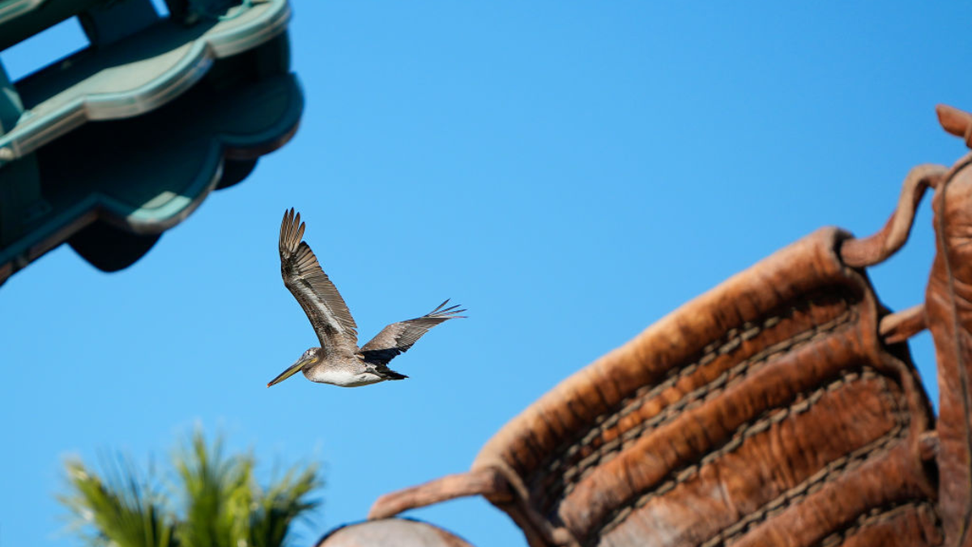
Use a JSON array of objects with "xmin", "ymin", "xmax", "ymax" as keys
[
  {"xmin": 60, "ymin": 456, "xmax": 177, "ymax": 547},
  {"xmin": 249, "ymin": 463, "xmax": 323, "ymax": 547},
  {"xmin": 58, "ymin": 429, "xmax": 322, "ymax": 547},
  {"xmin": 174, "ymin": 431, "xmax": 256, "ymax": 547}
]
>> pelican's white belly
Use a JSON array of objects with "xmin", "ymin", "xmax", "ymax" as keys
[{"xmin": 304, "ymin": 366, "xmax": 383, "ymax": 387}]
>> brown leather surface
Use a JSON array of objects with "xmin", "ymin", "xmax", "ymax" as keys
[
  {"xmin": 460, "ymin": 228, "xmax": 937, "ymax": 546},
  {"xmin": 829, "ymin": 502, "xmax": 942, "ymax": 547},
  {"xmin": 926, "ymin": 152, "xmax": 972, "ymax": 547}
]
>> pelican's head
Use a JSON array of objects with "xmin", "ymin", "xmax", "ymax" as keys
[{"xmin": 267, "ymin": 347, "xmax": 322, "ymax": 387}]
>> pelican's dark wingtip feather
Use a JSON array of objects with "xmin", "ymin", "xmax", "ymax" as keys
[
  {"xmin": 426, "ymin": 300, "xmax": 466, "ymax": 318},
  {"xmin": 279, "ymin": 208, "xmax": 305, "ymax": 256},
  {"xmin": 427, "ymin": 299, "xmax": 468, "ymax": 317}
]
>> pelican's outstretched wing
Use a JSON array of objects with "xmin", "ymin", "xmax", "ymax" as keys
[
  {"xmin": 359, "ymin": 300, "xmax": 466, "ymax": 365},
  {"xmin": 279, "ymin": 208, "xmax": 358, "ymax": 349}
]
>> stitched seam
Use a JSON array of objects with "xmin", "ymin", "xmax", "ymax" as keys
[
  {"xmin": 697, "ymin": 372, "xmax": 908, "ymax": 547},
  {"xmin": 586, "ymin": 368, "xmax": 908, "ymax": 545},
  {"xmin": 536, "ymin": 296, "xmax": 852, "ymax": 510},
  {"xmin": 561, "ymin": 316, "xmax": 848, "ymax": 499},
  {"xmin": 815, "ymin": 501, "xmax": 940, "ymax": 547},
  {"xmin": 536, "ymin": 298, "xmax": 855, "ymax": 513}
]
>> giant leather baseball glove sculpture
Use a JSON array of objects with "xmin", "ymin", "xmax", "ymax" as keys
[{"xmin": 321, "ymin": 105, "xmax": 972, "ymax": 547}]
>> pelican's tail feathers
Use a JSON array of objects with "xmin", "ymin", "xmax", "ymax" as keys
[{"xmin": 377, "ymin": 365, "xmax": 408, "ymax": 381}]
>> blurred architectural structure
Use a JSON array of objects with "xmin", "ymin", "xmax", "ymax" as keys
[
  {"xmin": 0, "ymin": 0, "xmax": 301, "ymax": 285},
  {"xmin": 319, "ymin": 106, "xmax": 972, "ymax": 547}
]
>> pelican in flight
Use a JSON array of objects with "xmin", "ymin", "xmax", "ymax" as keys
[{"xmin": 268, "ymin": 209, "xmax": 466, "ymax": 388}]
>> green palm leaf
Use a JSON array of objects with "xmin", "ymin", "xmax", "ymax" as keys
[
  {"xmin": 250, "ymin": 465, "xmax": 322, "ymax": 547},
  {"xmin": 59, "ymin": 429, "xmax": 322, "ymax": 547},
  {"xmin": 60, "ymin": 456, "xmax": 176, "ymax": 547}
]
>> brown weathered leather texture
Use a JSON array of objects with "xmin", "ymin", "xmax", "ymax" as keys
[
  {"xmin": 926, "ymin": 153, "xmax": 972, "ymax": 547},
  {"xmin": 469, "ymin": 228, "xmax": 938, "ymax": 547}
]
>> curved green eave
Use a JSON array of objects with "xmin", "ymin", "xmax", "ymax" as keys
[
  {"xmin": 0, "ymin": 63, "xmax": 303, "ymax": 281},
  {"xmin": 0, "ymin": 1, "xmax": 303, "ymax": 284},
  {"xmin": 0, "ymin": 0, "xmax": 291, "ymax": 163}
]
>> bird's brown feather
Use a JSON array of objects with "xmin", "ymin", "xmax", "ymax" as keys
[
  {"xmin": 279, "ymin": 208, "xmax": 359, "ymax": 351},
  {"xmin": 359, "ymin": 300, "xmax": 466, "ymax": 365}
]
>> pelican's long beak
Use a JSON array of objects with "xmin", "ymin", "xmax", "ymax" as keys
[{"xmin": 267, "ymin": 354, "xmax": 315, "ymax": 387}]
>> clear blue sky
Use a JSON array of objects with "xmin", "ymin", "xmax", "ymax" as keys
[{"xmin": 3, "ymin": 3, "xmax": 972, "ymax": 546}]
